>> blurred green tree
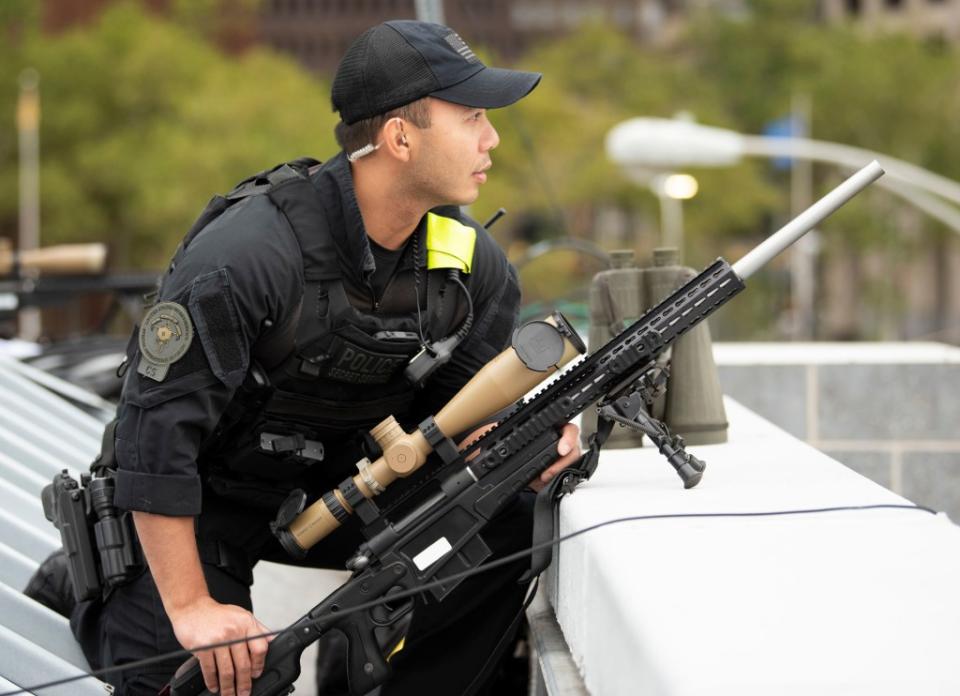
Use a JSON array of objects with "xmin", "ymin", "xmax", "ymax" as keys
[
  {"xmin": 476, "ymin": 21, "xmax": 780, "ymax": 307},
  {"xmin": 0, "ymin": 3, "xmax": 338, "ymax": 269},
  {"xmin": 2, "ymin": 1, "xmax": 958, "ymax": 340},
  {"xmin": 688, "ymin": 5, "xmax": 960, "ymax": 338}
]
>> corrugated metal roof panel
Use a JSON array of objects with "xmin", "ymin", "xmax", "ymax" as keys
[
  {"xmin": 0, "ymin": 541, "xmax": 37, "ymax": 592},
  {"xmin": 0, "ymin": 582, "xmax": 90, "ymax": 670},
  {"xmin": 0, "ymin": 624, "xmax": 108, "ymax": 696},
  {"xmin": 0, "ymin": 354, "xmax": 112, "ymax": 695}
]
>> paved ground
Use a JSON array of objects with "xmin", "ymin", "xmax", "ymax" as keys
[{"xmin": 251, "ymin": 562, "xmax": 350, "ymax": 692}]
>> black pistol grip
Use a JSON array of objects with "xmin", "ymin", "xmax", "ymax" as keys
[
  {"xmin": 168, "ymin": 656, "xmax": 204, "ymax": 696},
  {"xmin": 169, "ymin": 630, "xmax": 304, "ymax": 696},
  {"xmin": 343, "ymin": 613, "xmax": 391, "ymax": 696}
]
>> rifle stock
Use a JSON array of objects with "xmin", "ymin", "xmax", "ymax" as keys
[{"xmin": 169, "ymin": 160, "xmax": 884, "ymax": 696}]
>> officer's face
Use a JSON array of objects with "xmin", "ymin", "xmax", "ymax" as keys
[{"xmin": 407, "ymin": 98, "xmax": 500, "ymax": 206}]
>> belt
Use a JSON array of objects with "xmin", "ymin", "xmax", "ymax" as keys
[{"xmin": 196, "ymin": 538, "xmax": 254, "ymax": 587}]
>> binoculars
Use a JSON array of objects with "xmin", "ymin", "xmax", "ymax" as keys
[{"xmin": 583, "ymin": 247, "xmax": 728, "ymax": 449}]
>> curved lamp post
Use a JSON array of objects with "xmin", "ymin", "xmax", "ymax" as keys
[
  {"xmin": 605, "ymin": 117, "xmax": 960, "ymax": 338},
  {"xmin": 606, "ymin": 117, "xmax": 960, "ymax": 232}
]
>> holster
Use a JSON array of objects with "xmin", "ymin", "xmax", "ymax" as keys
[{"xmin": 41, "ymin": 419, "xmax": 146, "ymax": 604}]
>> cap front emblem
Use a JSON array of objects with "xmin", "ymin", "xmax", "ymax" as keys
[{"xmin": 444, "ymin": 32, "xmax": 479, "ymax": 64}]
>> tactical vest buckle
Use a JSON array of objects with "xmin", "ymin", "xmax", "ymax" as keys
[{"xmin": 259, "ymin": 432, "xmax": 325, "ymax": 462}]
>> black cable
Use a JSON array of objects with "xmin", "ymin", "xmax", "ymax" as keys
[
  {"xmin": 451, "ymin": 272, "xmax": 474, "ymax": 340},
  {"xmin": 1, "ymin": 503, "xmax": 936, "ymax": 696},
  {"xmin": 412, "ymin": 231, "xmax": 474, "ymax": 348},
  {"xmin": 411, "ymin": 230, "xmax": 428, "ymax": 348}
]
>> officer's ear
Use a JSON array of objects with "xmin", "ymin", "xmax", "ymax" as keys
[{"xmin": 381, "ymin": 117, "xmax": 411, "ymax": 162}]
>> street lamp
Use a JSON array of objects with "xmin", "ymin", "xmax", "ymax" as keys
[
  {"xmin": 649, "ymin": 173, "xmax": 699, "ymax": 257},
  {"xmin": 17, "ymin": 68, "xmax": 41, "ymax": 342},
  {"xmin": 605, "ymin": 117, "xmax": 960, "ymax": 339},
  {"xmin": 605, "ymin": 117, "xmax": 960, "ymax": 232}
]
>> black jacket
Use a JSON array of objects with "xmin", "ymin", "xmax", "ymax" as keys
[{"xmin": 112, "ymin": 153, "xmax": 521, "ymax": 516}]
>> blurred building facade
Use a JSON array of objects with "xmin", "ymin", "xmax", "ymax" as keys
[
  {"xmin": 821, "ymin": 0, "xmax": 960, "ymax": 41},
  {"xmin": 257, "ymin": 0, "xmax": 736, "ymax": 74},
  {"xmin": 42, "ymin": 0, "xmax": 167, "ymax": 32},
  {"xmin": 41, "ymin": 1, "xmax": 960, "ymax": 73},
  {"xmin": 42, "ymin": 0, "xmax": 746, "ymax": 75}
]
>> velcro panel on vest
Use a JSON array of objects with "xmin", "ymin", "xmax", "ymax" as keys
[
  {"xmin": 189, "ymin": 269, "xmax": 249, "ymax": 389},
  {"xmin": 426, "ymin": 212, "xmax": 476, "ymax": 273}
]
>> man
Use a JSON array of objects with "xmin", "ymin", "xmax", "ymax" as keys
[{"xmin": 71, "ymin": 20, "xmax": 579, "ymax": 696}]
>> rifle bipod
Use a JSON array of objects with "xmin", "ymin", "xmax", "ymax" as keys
[
  {"xmin": 596, "ymin": 366, "xmax": 705, "ymax": 489},
  {"xmin": 521, "ymin": 364, "xmax": 706, "ymax": 584}
]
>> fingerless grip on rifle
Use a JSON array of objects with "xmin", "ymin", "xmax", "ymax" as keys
[{"xmin": 169, "ymin": 631, "xmax": 304, "ymax": 696}]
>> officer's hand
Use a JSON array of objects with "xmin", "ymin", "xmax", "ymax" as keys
[
  {"xmin": 529, "ymin": 423, "xmax": 581, "ymax": 492},
  {"xmin": 170, "ymin": 597, "xmax": 272, "ymax": 696}
]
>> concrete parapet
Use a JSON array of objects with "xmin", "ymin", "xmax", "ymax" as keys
[{"xmin": 715, "ymin": 342, "xmax": 960, "ymax": 520}]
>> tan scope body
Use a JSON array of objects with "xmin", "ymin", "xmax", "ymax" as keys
[{"xmin": 287, "ymin": 316, "xmax": 585, "ymax": 552}]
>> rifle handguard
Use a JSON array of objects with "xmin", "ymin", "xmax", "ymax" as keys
[{"xmin": 277, "ymin": 313, "xmax": 586, "ymax": 555}]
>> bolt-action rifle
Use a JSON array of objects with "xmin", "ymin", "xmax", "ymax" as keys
[{"xmin": 168, "ymin": 161, "xmax": 884, "ymax": 696}]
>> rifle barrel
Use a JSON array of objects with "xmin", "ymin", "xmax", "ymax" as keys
[{"xmin": 731, "ymin": 160, "xmax": 884, "ymax": 280}]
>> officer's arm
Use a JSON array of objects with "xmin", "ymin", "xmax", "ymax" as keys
[
  {"xmin": 134, "ymin": 511, "xmax": 271, "ymax": 696},
  {"xmin": 112, "ymin": 199, "xmax": 302, "ymax": 695}
]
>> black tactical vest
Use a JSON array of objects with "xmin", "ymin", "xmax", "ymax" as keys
[{"xmin": 171, "ymin": 159, "xmax": 472, "ymax": 502}]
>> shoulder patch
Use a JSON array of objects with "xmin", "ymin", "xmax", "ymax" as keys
[{"xmin": 137, "ymin": 302, "xmax": 194, "ymax": 382}]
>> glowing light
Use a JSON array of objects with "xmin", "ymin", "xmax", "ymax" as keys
[{"xmin": 662, "ymin": 174, "xmax": 699, "ymax": 200}]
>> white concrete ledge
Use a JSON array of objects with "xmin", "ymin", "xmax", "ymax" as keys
[
  {"xmin": 713, "ymin": 341, "xmax": 960, "ymax": 364},
  {"xmin": 546, "ymin": 397, "xmax": 960, "ymax": 695},
  {"xmin": 713, "ymin": 342, "xmax": 960, "ymax": 520}
]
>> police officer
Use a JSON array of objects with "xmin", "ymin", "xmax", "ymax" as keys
[{"xmin": 73, "ymin": 20, "xmax": 580, "ymax": 696}]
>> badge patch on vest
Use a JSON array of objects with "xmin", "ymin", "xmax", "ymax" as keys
[
  {"xmin": 137, "ymin": 302, "xmax": 194, "ymax": 382},
  {"xmin": 320, "ymin": 336, "xmax": 409, "ymax": 385}
]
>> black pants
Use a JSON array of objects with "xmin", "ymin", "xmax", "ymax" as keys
[{"xmin": 71, "ymin": 491, "xmax": 535, "ymax": 696}]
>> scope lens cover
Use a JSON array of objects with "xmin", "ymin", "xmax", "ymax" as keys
[{"xmin": 512, "ymin": 320, "xmax": 565, "ymax": 371}]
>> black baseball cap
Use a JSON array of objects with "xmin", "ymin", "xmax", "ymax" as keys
[{"xmin": 332, "ymin": 20, "xmax": 541, "ymax": 125}]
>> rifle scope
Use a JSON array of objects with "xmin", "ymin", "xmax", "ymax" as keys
[{"xmin": 276, "ymin": 313, "xmax": 586, "ymax": 556}]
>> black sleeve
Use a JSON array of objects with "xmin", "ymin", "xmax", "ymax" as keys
[
  {"xmin": 413, "ymin": 213, "xmax": 521, "ymax": 416},
  {"xmin": 113, "ymin": 196, "xmax": 303, "ymax": 515}
]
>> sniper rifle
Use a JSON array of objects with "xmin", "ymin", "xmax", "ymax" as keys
[{"xmin": 169, "ymin": 160, "xmax": 884, "ymax": 696}]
